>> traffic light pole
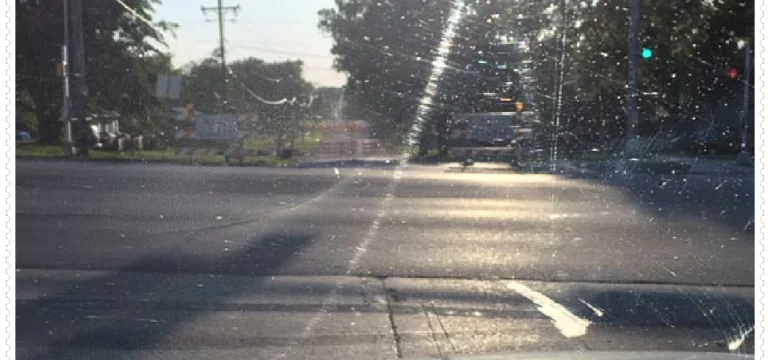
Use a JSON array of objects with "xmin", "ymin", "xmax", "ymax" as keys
[
  {"xmin": 625, "ymin": 0, "xmax": 640, "ymax": 156},
  {"xmin": 740, "ymin": 45, "xmax": 751, "ymax": 154},
  {"xmin": 551, "ymin": 0, "xmax": 568, "ymax": 172}
]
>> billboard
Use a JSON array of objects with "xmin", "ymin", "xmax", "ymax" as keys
[{"xmin": 194, "ymin": 114, "xmax": 241, "ymax": 140}]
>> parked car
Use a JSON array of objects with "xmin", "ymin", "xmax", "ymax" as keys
[{"xmin": 16, "ymin": 131, "xmax": 32, "ymax": 143}]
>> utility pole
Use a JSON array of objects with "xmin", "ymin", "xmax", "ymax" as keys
[
  {"xmin": 70, "ymin": 0, "xmax": 89, "ymax": 155},
  {"xmin": 61, "ymin": 0, "xmax": 73, "ymax": 154},
  {"xmin": 625, "ymin": 0, "xmax": 640, "ymax": 156},
  {"xmin": 201, "ymin": 1, "xmax": 240, "ymax": 114}
]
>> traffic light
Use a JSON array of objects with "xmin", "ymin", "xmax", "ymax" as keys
[
  {"xmin": 641, "ymin": 48, "xmax": 653, "ymax": 60},
  {"xmin": 728, "ymin": 68, "xmax": 738, "ymax": 80}
]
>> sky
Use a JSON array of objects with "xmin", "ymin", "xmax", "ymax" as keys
[{"xmin": 153, "ymin": 0, "xmax": 346, "ymax": 87}]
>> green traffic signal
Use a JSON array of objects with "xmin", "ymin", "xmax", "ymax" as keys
[{"xmin": 641, "ymin": 48, "xmax": 652, "ymax": 59}]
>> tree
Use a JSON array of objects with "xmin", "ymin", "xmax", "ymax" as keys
[
  {"xmin": 311, "ymin": 87, "xmax": 344, "ymax": 121},
  {"xmin": 529, "ymin": 0, "xmax": 752, "ymax": 154},
  {"xmin": 180, "ymin": 55, "xmax": 227, "ymax": 114},
  {"xmin": 16, "ymin": 0, "xmax": 175, "ymax": 143},
  {"xmin": 318, "ymin": 0, "xmax": 753, "ymax": 155},
  {"xmin": 319, "ymin": 0, "xmax": 453, "ymax": 141},
  {"xmin": 181, "ymin": 56, "xmax": 315, "ymax": 154}
]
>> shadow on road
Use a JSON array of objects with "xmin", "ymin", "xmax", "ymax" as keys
[
  {"xmin": 556, "ymin": 162, "xmax": 754, "ymax": 236},
  {"xmin": 568, "ymin": 289, "xmax": 753, "ymax": 329},
  {"xmin": 567, "ymin": 287, "xmax": 755, "ymax": 353},
  {"xmin": 17, "ymin": 231, "xmax": 315, "ymax": 359}
]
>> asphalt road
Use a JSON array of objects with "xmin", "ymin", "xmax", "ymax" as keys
[{"xmin": 16, "ymin": 159, "xmax": 754, "ymax": 359}]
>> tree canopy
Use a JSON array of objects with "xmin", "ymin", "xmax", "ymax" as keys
[
  {"xmin": 181, "ymin": 55, "xmax": 315, "ymax": 142},
  {"xmin": 319, "ymin": 0, "xmax": 754, "ymax": 153},
  {"xmin": 318, "ymin": 0, "xmax": 453, "ymax": 140},
  {"xmin": 17, "ymin": 0, "xmax": 176, "ymax": 143}
]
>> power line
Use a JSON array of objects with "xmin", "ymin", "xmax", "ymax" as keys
[
  {"xmin": 225, "ymin": 43, "xmax": 334, "ymax": 59},
  {"xmin": 226, "ymin": 66, "xmax": 293, "ymax": 105},
  {"xmin": 114, "ymin": 0, "xmax": 164, "ymax": 34}
]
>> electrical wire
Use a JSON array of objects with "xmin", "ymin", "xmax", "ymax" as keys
[
  {"xmin": 224, "ymin": 43, "xmax": 334, "ymax": 59},
  {"xmin": 226, "ymin": 67, "xmax": 293, "ymax": 105},
  {"xmin": 113, "ymin": 0, "xmax": 165, "ymax": 34}
]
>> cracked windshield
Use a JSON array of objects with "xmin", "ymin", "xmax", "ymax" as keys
[{"xmin": 16, "ymin": 0, "xmax": 754, "ymax": 358}]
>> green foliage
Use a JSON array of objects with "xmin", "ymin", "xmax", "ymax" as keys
[
  {"xmin": 533, "ymin": 0, "xmax": 753, "ymax": 144},
  {"xmin": 16, "ymin": 0, "xmax": 176, "ymax": 143},
  {"xmin": 311, "ymin": 87, "xmax": 344, "ymax": 121},
  {"xmin": 319, "ymin": 0, "xmax": 753, "ymax": 153},
  {"xmin": 318, "ymin": 0, "xmax": 453, "ymax": 138},
  {"xmin": 181, "ymin": 55, "xmax": 317, "ymax": 151}
]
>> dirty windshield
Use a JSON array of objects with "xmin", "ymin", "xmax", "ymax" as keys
[{"xmin": 16, "ymin": 0, "xmax": 755, "ymax": 358}]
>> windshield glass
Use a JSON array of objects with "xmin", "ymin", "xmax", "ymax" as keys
[{"xmin": 16, "ymin": 0, "xmax": 755, "ymax": 358}]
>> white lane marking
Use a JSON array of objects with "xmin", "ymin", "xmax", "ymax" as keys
[
  {"xmin": 348, "ymin": 210, "xmax": 383, "ymax": 270},
  {"xmin": 578, "ymin": 298, "xmax": 604, "ymax": 317},
  {"xmin": 548, "ymin": 213, "xmax": 582, "ymax": 220},
  {"xmin": 506, "ymin": 281, "xmax": 591, "ymax": 338},
  {"xmin": 347, "ymin": 167, "xmax": 400, "ymax": 272},
  {"xmin": 271, "ymin": 166, "xmax": 403, "ymax": 360},
  {"xmin": 548, "ymin": 211, "xmax": 612, "ymax": 220},
  {"xmin": 727, "ymin": 326, "xmax": 754, "ymax": 351}
]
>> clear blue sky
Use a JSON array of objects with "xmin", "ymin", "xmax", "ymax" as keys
[{"xmin": 153, "ymin": 0, "xmax": 346, "ymax": 87}]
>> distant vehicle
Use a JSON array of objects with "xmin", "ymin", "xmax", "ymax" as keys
[{"xmin": 447, "ymin": 111, "xmax": 547, "ymax": 171}]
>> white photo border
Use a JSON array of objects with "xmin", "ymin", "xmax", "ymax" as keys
[
  {"xmin": 1, "ymin": 1, "xmax": 766, "ymax": 359},
  {"xmin": 756, "ymin": 0, "xmax": 766, "ymax": 358},
  {"xmin": 3, "ymin": 0, "xmax": 14, "ymax": 358}
]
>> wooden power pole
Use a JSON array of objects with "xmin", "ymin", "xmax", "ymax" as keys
[
  {"xmin": 70, "ymin": 0, "xmax": 89, "ymax": 155},
  {"xmin": 201, "ymin": 1, "xmax": 240, "ymax": 114}
]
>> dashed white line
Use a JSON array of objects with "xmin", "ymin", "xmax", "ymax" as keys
[{"xmin": 271, "ymin": 165, "xmax": 404, "ymax": 360}]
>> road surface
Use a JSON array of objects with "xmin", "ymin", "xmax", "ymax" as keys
[{"xmin": 16, "ymin": 159, "xmax": 754, "ymax": 359}]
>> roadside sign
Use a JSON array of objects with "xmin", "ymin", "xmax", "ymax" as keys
[
  {"xmin": 195, "ymin": 114, "xmax": 240, "ymax": 140},
  {"xmin": 155, "ymin": 74, "xmax": 182, "ymax": 100}
]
